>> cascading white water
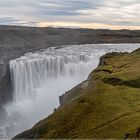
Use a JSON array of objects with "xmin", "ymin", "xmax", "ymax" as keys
[
  {"xmin": 0, "ymin": 44, "xmax": 140, "ymax": 138},
  {"xmin": 10, "ymin": 52, "xmax": 95, "ymax": 102}
]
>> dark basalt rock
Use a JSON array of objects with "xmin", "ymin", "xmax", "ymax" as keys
[
  {"xmin": 0, "ymin": 64, "xmax": 13, "ymax": 104},
  {"xmin": 0, "ymin": 105, "xmax": 7, "ymax": 121},
  {"xmin": 59, "ymin": 95, "xmax": 64, "ymax": 106}
]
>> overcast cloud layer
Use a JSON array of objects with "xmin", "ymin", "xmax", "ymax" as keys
[{"xmin": 0, "ymin": 0, "xmax": 139, "ymax": 29}]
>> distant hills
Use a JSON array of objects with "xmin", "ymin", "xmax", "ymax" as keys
[{"xmin": 0, "ymin": 26, "xmax": 140, "ymax": 62}]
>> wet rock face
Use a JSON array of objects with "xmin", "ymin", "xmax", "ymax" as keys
[
  {"xmin": 0, "ymin": 64, "xmax": 13, "ymax": 104},
  {"xmin": 0, "ymin": 105, "xmax": 7, "ymax": 121},
  {"xmin": 59, "ymin": 96, "xmax": 64, "ymax": 106}
]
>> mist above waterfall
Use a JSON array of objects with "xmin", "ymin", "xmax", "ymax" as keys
[{"xmin": 1, "ymin": 44, "xmax": 140, "ymax": 138}]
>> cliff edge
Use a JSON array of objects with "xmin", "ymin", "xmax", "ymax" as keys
[{"xmin": 14, "ymin": 48, "xmax": 140, "ymax": 139}]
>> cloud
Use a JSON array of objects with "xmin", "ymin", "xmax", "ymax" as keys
[{"xmin": 0, "ymin": 0, "xmax": 139, "ymax": 29}]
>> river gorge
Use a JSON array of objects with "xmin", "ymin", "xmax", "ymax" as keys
[{"xmin": 0, "ymin": 44, "xmax": 140, "ymax": 138}]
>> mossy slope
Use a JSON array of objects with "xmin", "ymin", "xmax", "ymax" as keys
[{"xmin": 14, "ymin": 48, "xmax": 140, "ymax": 139}]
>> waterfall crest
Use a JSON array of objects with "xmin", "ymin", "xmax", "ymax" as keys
[{"xmin": 10, "ymin": 47, "xmax": 96, "ymax": 102}]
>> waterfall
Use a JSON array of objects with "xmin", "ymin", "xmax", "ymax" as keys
[
  {"xmin": 1, "ymin": 44, "xmax": 139, "ymax": 139},
  {"xmin": 10, "ymin": 50, "xmax": 96, "ymax": 102}
]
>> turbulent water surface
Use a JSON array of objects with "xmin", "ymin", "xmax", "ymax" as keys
[{"xmin": 0, "ymin": 44, "xmax": 140, "ymax": 138}]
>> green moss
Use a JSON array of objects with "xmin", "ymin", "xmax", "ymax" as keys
[{"xmin": 14, "ymin": 48, "xmax": 140, "ymax": 139}]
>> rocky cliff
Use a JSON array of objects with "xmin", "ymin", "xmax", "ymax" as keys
[
  {"xmin": 0, "ymin": 25, "xmax": 140, "ymax": 105},
  {"xmin": 14, "ymin": 48, "xmax": 140, "ymax": 139}
]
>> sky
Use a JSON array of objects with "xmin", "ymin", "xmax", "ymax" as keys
[{"xmin": 0, "ymin": 0, "xmax": 139, "ymax": 29}]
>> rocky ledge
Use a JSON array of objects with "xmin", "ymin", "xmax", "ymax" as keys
[{"xmin": 14, "ymin": 48, "xmax": 140, "ymax": 139}]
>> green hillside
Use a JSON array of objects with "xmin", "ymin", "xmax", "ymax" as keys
[{"xmin": 14, "ymin": 48, "xmax": 140, "ymax": 139}]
